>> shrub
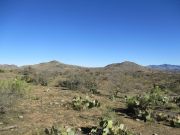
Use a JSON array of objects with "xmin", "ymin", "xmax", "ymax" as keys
[
  {"xmin": 56, "ymin": 75, "xmax": 82, "ymax": 90},
  {"xmin": 72, "ymin": 96, "xmax": 100, "ymax": 110},
  {"xmin": 44, "ymin": 126, "xmax": 76, "ymax": 135},
  {"xmin": 0, "ymin": 78, "xmax": 30, "ymax": 113},
  {"xmin": 20, "ymin": 67, "xmax": 48, "ymax": 86},
  {"xmin": 173, "ymin": 96, "xmax": 180, "ymax": 107},
  {"xmin": 170, "ymin": 115, "xmax": 180, "ymax": 128},
  {"xmin": 85, "ymin": 81, "xmax": 99, "ymax": 94},
  {"xmin": 36, "ymin": 74, "xmax": 48, "ymax": 86},
  {"xmin": 0, "ymin": 69, "xmax": 5, "ymax": 73}
]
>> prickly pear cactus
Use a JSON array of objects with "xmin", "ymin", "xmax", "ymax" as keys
[
  {"xmin": 72, "ymin": 96, "xmax": 100, "ymax": 110},
  {"xmin": 44, "ymin": 126, "xmax": 76, "ymax": 135},
  {"xmin": 91, "ymin": 119, "xmax": 135, "ymax": 135}
]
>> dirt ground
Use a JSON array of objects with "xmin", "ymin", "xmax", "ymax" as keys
[{"xmin": 0, "ymin": 85, "xmax": 180, "ymax": 135}]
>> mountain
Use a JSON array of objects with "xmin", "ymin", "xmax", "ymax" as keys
[
  {"xmin": 105, "ymin": 61, "xmax": 149, "ymax": 72},
  {"xmin": 148, "ymin": 64, "xmax": 180, "ymax": 72},
  {"xmin": 14, "ymin": 60, "xmax": 151, "ymax": 73},
  {"xmin": 0, "ymin": 64, "xmax": 18, "ymax": 70},
  {"xmin": 21, "ymin": 60, "xmax": 83, "ymax": 73}
]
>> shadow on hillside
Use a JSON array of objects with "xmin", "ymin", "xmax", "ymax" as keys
[{"xmin": 113, "ymin": 108, "xmax": 136, "ymax": 119}]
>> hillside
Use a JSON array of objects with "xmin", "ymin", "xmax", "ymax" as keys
[
  {"xmin": 0, "ymin": 64, "xmax": 18, "ymax": 70},
  {"xmin": 105, "ymin": 61, "xmax": 150, "ymax": 72},
  {"xmin": 0, "ymin": 61, "xmax": 180, "ymax": 135}
]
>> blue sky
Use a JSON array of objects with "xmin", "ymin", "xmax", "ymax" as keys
[{"xmin": 0, "ymin": 0, "xmax": 180, "ymax": 67}]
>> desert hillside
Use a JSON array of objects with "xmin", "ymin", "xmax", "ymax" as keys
[{"xmin": 0, "ymin": 61, "xmax": 180, "ymax": 135}]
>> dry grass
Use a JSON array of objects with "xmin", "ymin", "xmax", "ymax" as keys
[
  {"xmin": 0, "ymin": 61, "xmax": 180, "ymax": 135},
  {"xmin": 0, "ymin": 85, "xmax": 179, "ymax": 135}
]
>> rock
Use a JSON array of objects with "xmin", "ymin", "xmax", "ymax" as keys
[
  {"xmin": 136, "ymin": 119, "xmax": 141, "ymax": 121},
  {"xmin": 46, "ymin": 88, "xmax": 50, "ymax": 92},
  {"xmin": 0, "ymin": 122, "xmax": 3, "ymax": 125},
  {"xmin": 61, "ymin": 100, "xmax": 65, "ymax": 103},
  {"xmin": 54, "ymin": 102, "xmax": 59, "ymax": 105},
  {"xmin": 18, "ymin": 115, "xmax": 24, "ymax": 119}
]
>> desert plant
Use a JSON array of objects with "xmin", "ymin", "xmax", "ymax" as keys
[
  {"xmin": 154, "ymin": 112, "xmax": 167, "ymax": 122},
  {"xmin": 149, "ymin": 86, "xmax": 169, "ymax": 106},
  {"xmin": 170, "ymin": 115, "xmax": 180, "ymax": 128},
  {"xmin": 84, "ymin": 81, "xmax": 100, "ymax": 94},
  {"xmin": 90, "ymin": 118, "xmax": 135, "ymax": 135},
  {"xmin": 58, "ymin": 75, "xmax": 81, "ymax": 90},
  {"xmin": 0, "ymin": 78, "xmax": 30, "ymax": 113},
  {"xmin": 37, "ymin": 74, "xmax": 48, "ymax": 86},
  {"xmin": 126, "ymin": 86, "xmax": 180, "ymax": 126},
  {"xmin": 173, "ymin": 96, "xmax": 180, "ymax": 107},
  {"xmin": 72, "ymin": 96, "xmax": 100, "ymax": 110},
  {"xmin": 126, "ymin": 95, "xmax": 153, "ymax": 121},
  {"xmin": 0, "ymin": 69, "xmax": 5, "ymax": 73},
  {"xmin": 44, "ymin": 126, "xmax": 76, "ymax": 135}
]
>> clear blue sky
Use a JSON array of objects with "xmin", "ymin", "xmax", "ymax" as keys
[{"xmin": 0, "ymin": 0, "xmax": 180, "ymax": 67}]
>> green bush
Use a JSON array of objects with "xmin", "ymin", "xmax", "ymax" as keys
[
  {"xmin": 0, "ymin": 78, "xmax": 30, "ymax": 113},
  {"xmin": 0, "ymin": 69, "xmax": 5, "ymax": 73},
  {"xmin": 72, "ymin": 96, "xmax": 100, "ymax": 110}
]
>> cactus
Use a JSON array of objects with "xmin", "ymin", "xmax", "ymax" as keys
[
  {"xmin": 126, "ymin": 95, "xmax": 153, "ymax": 122},
  {"xmin": 44, "ymin": 126, "xmax": 76, "ymax": 135},
  {"xmin": 72, "ymin": 96, "xmax": 100, "ymax": 110},
  {"xmin": 90, "ymin": 118, "xmax": 135, "ymax": 135}
]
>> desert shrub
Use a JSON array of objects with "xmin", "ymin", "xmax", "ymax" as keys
[
  {"xmin": 85, "ymin": 81, "xmax": 99, "ymax": 94},
  {"xmin": 0, "ymin": 69, "xmax": 5, "ymax": 73},
  {"xmin": 44, "ymin": 126, "xmax": 76, "ymax": 135},
  {"xmin": 56, "ymin": 74, "xmax": 84, "ymax": 90},
  {"xmin": 173, "ymin": 96, "xmax": 180, "ymax": 107},
  {"xmin": 170, "ymin": 115, "xmax": 180, "ymax": 128},
  {"xmin": 0, "ymin": 78, "xmax": 30, "ymax": 113},
  {"xmin": 21, "ymin": 74, "xmax": 48, "ymax": 86},
  {"xmin": 90, "ymin": 118, "xmax": 135, "ymax": 135},
  {"xmin": 20, "ymin": 67, "xmax": 48, "ymax": 86},
  {"xmin": 72, "ymin": 96, "xmax": 100, "ymax": 110},
  {"xmin": 155, "ymin": 112, "xmax": 168, "ymax": 122},
  {"xmin": 36, "ymin": 73, "xmax": 48, "ymax": 86},
  {"xmin": 20, "ymin": 66, "xmax": 37, "ymax": 83},
  {"xmin": 59, "ymin": 78, "xmax": 80, "ymax": 90}
]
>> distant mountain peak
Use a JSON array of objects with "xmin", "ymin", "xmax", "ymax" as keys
[
  {"xmin": 0, "ymin": 64, "xmax": 18, "ymax": 70},
  {"xmin": 48, "ymin": 60, "xmax": 61, "ymax": 64},
  {"xmin": 148, "ymin": 64, "xmax": 180, "ymax": 72},
  {"xmin": 105, "ymin": 61, "xmax": 147, "ymax": 72}
]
